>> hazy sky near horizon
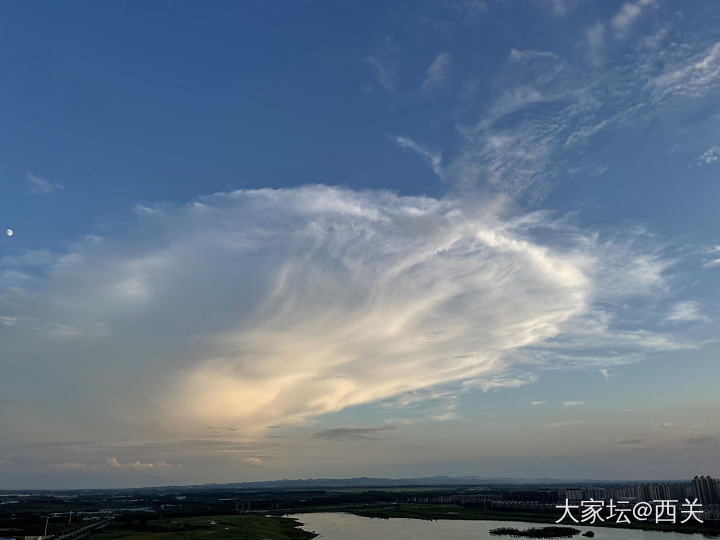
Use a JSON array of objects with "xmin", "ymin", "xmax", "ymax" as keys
[{"xmin": 1, "ymin": 0, "xmax": 719, "ymax": 489}]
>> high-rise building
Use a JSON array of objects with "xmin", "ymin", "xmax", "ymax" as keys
[
  {"xmin": 565, "ymin": 489, "xmax": 583, "ymax": 501},
  {"xmin": 692, "ymin": 475, "xmax": 720, "ymax": 505},
  {"xmin": 636, "ymin": 483, "xmax": 652, "ymax": 501}
]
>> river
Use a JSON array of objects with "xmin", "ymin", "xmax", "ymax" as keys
[{"xmin": 287, "ymin": 514, "xmax": 713, "ymax": 540}]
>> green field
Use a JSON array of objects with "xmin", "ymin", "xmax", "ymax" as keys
[{"xmin": 90, "ymin": 514, "xmax": 316, "ymax": 539}]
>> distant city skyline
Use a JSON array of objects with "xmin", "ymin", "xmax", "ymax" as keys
[{"xmin": 1, "ymin": 0, "xmax": 719, "ymax": 489}]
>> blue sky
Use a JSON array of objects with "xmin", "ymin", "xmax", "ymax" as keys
[{"xmin": 1, "ymin": 0, "xmax": 719, "ymax": 489}]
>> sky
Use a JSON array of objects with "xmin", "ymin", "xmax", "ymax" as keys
[{"xmin": 1, "ymin": 0, "xmax": 719, "ymax": 489}]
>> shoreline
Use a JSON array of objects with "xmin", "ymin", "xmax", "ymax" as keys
[{"xmin": 283, "ymin": 505, "xmax": 720, "ymax": 537}]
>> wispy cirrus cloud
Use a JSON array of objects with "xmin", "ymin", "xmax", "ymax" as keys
[
  {"xmin": 366, "ymin": 36, "xmax": 399, "ymax": 92},
  {"xmin": 544, "ymin": 0, "xmax": 580, "ymax": 18},
  {"xmin": 651, "ymin": 41, "xmax": 720, "ymax": 100},
  {"xmin": 447, "ymin": 47, "xmax": 578, "ymax": 199},
  {"xmin": 703, "ymin": 245, "xmax": 720, "ymax": 268},
  {"xmin": 367, "ymin": 57, "xmax": 396, "ymax": 91},
  {"xmin": 445, "ymin": 18, "xmax": 720, "ymax": 202},
  {"xmin": 563, "ymin": 400, "xmax": 584, "ymax": 407},
  {"xmin": 5, "ymin": 12, "xmax": 717, "ymax": 475},
  {"xmin": 26, "ymin": 172, "xmax": 64, "ymax": 194},
  {"xmin": 611, "ymin": 0, "xmax": 655, "ymax": 34},
  {"xmin": 0, "ymin": 185, "xmax": 684, "ymax": 451},
  {"xmin": 664, "ymin": 301, "xmax": 711, "ymax": 323},
  {"xmin": 585, "ymin": 22, "xmax": 605, "ymax": 67},
  {"xmin": 391, "ymin": 135, "xmax": 443, "ymax": 177},
  {"xmin": 422, "ymin": 52, "xmax": 453, "ymax": 91}
]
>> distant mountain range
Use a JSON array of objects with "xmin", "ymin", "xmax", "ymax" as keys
[
  {"xmin": 2, "ymin": 475, "xmax": 681, "ymax": 494},
  {"xmin": 176, "ymin": 475, "xmax": 629, "ymax": 490}
]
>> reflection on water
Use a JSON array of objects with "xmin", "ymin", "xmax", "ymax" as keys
[{"xmin": 288, "ymin": 514, "xmax": 711, "ymax": 540}]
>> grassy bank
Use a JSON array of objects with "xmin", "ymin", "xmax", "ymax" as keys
[{"xmin": 90, "ymin": 514, "xmax": 316, "ymax": 539}]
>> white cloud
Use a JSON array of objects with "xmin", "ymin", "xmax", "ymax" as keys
[
  {"xmin": 165, "ymin": 188, "xmax": 594, "ymax": 433},
  {"xmin": 0, "ymin": 316, "xmax": 18, "ymax": 327},
  {"xmin": 0, "ymin": 186, "xmax": 684, "ymax": 446},
  {"xmin": 449, "ymin": 49, "xmax": 574, "ymax": 199},
  {"xmin": 106, "ymin": 457, "xmax": 153, "ymax": 470},
  {"xmin": 563, "ymin": 400, "xmax": 584, "ymax": 407},
  {"xmin": 367, "ymin": 57, "xmax": 395, "ymax": 91},
  {"xmin": 612, "ymin": 0, "xmax": 654, "ymax": 33},
  {"xmin": 545, "ymin": 0, "xmax": 579, "ymax": 17},
  {"xmin": 26, "ymin": 172, "xmax": 64, "ymax": 194},
  {"xmin": 599, "ymin": 368, "xmax": 610, "ymax": 379},
  {"xmin": 664, "ymin": 301, "xmax": 711, "ymax": 323},
  {"xmin": 49, "ymin": 462, "xmax": 96, "ymax": 471},
  {"xmin": 366, "ymin": 38, "xmax": 398, "ymax": 92},
  {"xmin": 381, "ymin": 387, "xmax": 457, "ymax": 409},
  {"xmin": 105, "ymin": 457, "xmax": 177, "ymax": 470},
  {"xmin": 642, "ymin": 27, "xmax": 669, "ymax": 50},
  {"xmin": 652, "ymin": 42, "xmax": 720, "ymax": 99},
  {"xmin": 453, "ymin": 122, "xmax": 557, "ymax": 199},
  {"xmin": 392, "ymin": 135, "xmax": 443, "ymax": 177},
  {"xmin": 530, "ymin": 401, "xmax": 547, "ymax": 406},
  {"xmin": 47, "ymin": 323, "xmax": 82, "ymax": 338},
  {"xmin": 422, "ymin": 52, "xmax": 453, "ymax": 91},
  {"xmin": 585, "ymin": 23, "xmax": 605, "ymax": 67},
  {"xmin": 451, "ymin": 28, "xmax": 720, "ymax": 202},
  {"xmin": 244, "ymin": 457, "xmax": 263, "ymax": 465},
  {"xmin": 464, "ymin": 373, "xmax": 537, "ymax": 392},
  {"xmin": 431, "ymin": 411, "xmax": 459, "ymax": 422},
  {"xmin": 697, "ymin": 146, "xmax": 720, "ymax": 165},
  {"xmin": 449, "ymin": 0, "xmax": 487, "ymax": 20},
  {"xmin": 702, "ymin": 245, "xmax": 720, "ymax": 268}
]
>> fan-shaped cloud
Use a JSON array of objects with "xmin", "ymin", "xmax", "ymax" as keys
[{"xmin": 0, "ymin": 186, "xmax": 680, "ymax": 445}]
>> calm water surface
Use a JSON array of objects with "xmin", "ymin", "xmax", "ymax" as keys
[{"xmin": 288, "ymin": 514, "xmax": 710, "ymax": 540}]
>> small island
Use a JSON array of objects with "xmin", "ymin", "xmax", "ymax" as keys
[{"xmin": 490, "ymin": 526, "xmax": 583, "ymax": 538}]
